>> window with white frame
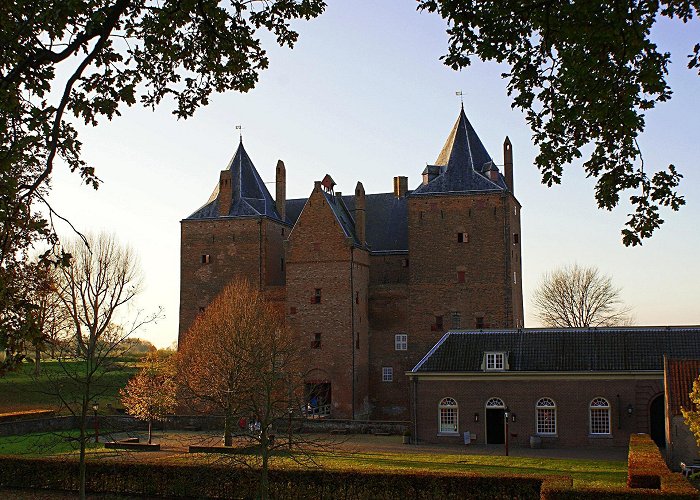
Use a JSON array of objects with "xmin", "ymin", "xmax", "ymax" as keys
[
  {"xmin": 394, "ymin": 334, "xmax": 407, "ymax": 351},
  {"xmin": 536, "ymin": 398, "xmax": 557, "ymax": 435},
  {"xmin": 485, "ymin": 352, "xmax": 505, "ymax": 371},
  {"xmin": 590, "ymin": 398, "xmax": 611, "ymax": 435},
  {"xmin": 382, "ymin": 367, "xmax": 393, "ymax": 382},
  {"xmin": 438, "ymin": 397, "xmax": 459, "ymax": 434}
]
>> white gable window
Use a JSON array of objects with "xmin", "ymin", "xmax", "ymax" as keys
[
  {"xmin": 536, "ymin": 397, "xmax": 557, "ymax": 435},
  {"xmin": 438, "ymin": 397, "xmax": 459, "ymax": 434},
  {"xmin": 484, "ymin": 352, "xmax": 506, "ymax": 371},
  {"xmin": 395, "ymin": 334, "xmax": 408, "ymax": 351},
  {"xmin": 382, "ymin": 367, "xmax": 393, "ymax": 382},
  {"xmin": 590, "ymin": 398, "xmax": 611, "ymax": 435}
]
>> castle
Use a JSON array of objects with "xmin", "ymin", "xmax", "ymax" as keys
[{"xmin": 179, "ymin": 108, "xmax": 524, "ymax": 420}]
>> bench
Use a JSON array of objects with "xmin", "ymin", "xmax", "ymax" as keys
[{"xmin": 680, "ymin": 462, "xmax": 700, "ymax": 478}]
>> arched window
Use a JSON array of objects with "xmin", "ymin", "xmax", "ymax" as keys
[
  {"xmin": 438, "ymin": 397, "xmax": 459, "ymax": 434},
  {"xmin": 536, "ymin": 398, "xmax": 556, "ymax": 435},
  {"xmin": 590, "ymin": 398, "xmax": 611, "ymax": 435},
  {"xmin": 485, "ymin": 397, "xmax": 505, "ymax": 408}
]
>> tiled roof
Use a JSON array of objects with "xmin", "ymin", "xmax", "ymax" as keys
[
  {"xmin": 412, "ymin": 327, "xmax": 700, "ymax": 373},
  {"xmin": 412, "ymin": 108, "xmax": 507, "ymax": 195},
  {"xmin": 323, "ymin": 192, "xmax": 360, "ymax": 246},
  {"xmin": 185, "ymin": 141, "xmax": 284, "ymax": 222},
  {"xmin": 665, "ymin": 358, "xmax": 700, "ymax": 416}
]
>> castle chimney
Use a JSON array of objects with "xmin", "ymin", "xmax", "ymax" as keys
[
  {"xmin": 354, "ymin": 181, "xmax": 366, "ymax": 246},
  {"xmin": 314, "ymin": 180, "xmax": 322, "ymax": 192},
  {"xmin": 504, "ymin": 136, "xmax": 514, "ymax": 193},
  {"xmin": 217, "ymin": 170, "xmax": 232, "ymax": 216},
  {"xmin": 393, "ymin": 176, "xmax": 408, "ymax": 198},
  {"xmin": 275, "ymin": 160, "xmax": 286, "ymax": 220}
]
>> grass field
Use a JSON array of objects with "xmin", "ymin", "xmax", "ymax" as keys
[
  {"xmin": 0, "ymin": 360, "xmax": 136, "ymax": 414},
  {"xmin": 0, "ymin": 431, "xmax": 628, "ymax": 489}
]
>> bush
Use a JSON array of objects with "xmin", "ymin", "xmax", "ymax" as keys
[{"xmin": 0, "ymin": 456, "xmax": 546, "ymax": 499}]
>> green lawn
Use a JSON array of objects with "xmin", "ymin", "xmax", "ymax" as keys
[
  {"xmin": 0, "ymin": 360, "xmax": 136, "ymax": 414},
  {"xmin": 0, "ymin": 430, "xmax": 108, "ymax": 457}
]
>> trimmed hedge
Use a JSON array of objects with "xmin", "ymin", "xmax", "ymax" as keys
[
  {"xmin": 0, "ymin": 456, "xmax": 546, "ymax": 499},
  {"xmin": 0, "ymin": 409, "xmax": 54, "ymax": 422}
]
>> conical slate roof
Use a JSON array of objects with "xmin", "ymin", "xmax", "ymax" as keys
[
  {"xmin": 185, "ymin": 141, "xmax": 284, "ymax": 222},
  {"xmin": 412, "ymin": 108, "xmax": 507, "ymax": 194}
]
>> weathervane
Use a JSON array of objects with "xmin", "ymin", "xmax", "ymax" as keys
[
  {"xmin": 455, "ymin": 90, "xmax": 464, "ymax": 108},
  {"xmin": 235, "ymin": 125, "xmax": 243, "ymax": 143}
]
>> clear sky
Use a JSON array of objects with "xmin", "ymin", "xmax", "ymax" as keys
[{"xmin": 47, "ymin": 2, "xmax": 700, "ymax": 348}]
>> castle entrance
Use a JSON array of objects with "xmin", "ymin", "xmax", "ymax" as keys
[{"xmin": 305, "ymin": 382, "xmax": 331, "ymax": 417}]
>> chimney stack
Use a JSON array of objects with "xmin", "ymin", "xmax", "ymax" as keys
[
  {"xmin": 393, "ymin": 176, "xmax": 408, "ymax": 198},
  {"xmin": 217, "ymin": 170, "xmax": 232, "ymax": 216},
  {"xmin": 275, "ymin": 160, "xmax": 286, "ymax": 220},
  {"xmin": 504, "ymin": 136, "xmax": 514, "ymax": 193},
  {"xmin": 354, "ymin": 181, "xmax": 366, "ymax": 246}
]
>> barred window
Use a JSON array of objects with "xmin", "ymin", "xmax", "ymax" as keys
[
  {"xmin": 439, "ymin": 397, "xmax": 459, "ymax": 434},
  {"xmin": 382, "ymin": 367, "xmax": 393, "ymax": 382},
  {"xmin": 536, "ymin": 398, "xmax": 557, "ymax": 435},
  {"xmin": 590, "ymin": 398, "xmax": 611, "ymax": 435}
]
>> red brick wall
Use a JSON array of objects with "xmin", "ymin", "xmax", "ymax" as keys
[
  {"xmin": 412, "ymin": 375, "xmax": 663, "ymax": 447},
  {"xmin": 285, "ymin": 187, "xmax": 369, "ymax": 419}
]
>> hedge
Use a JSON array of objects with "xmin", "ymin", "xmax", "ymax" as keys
[{"xmin": 0, "ymin": 456, "xmax": 545, "ymax": 499}]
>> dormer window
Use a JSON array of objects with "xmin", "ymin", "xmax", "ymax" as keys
[{"xmin": 484, "ymin": 352, "xmax": 506, "ymax": 371}]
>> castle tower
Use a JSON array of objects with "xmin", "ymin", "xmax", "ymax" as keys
[{"xmin": 178, "ymin": 140, "xmax": 289, "ymax": 344}]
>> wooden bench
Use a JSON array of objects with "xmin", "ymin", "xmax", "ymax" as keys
[{"xmin": 680, "ymin": 462, "xmax": 700, "ymax": 477}]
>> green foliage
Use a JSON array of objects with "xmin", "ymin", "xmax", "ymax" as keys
[
  {"xmin": 418, "ymin": 0, "xmax": 694, "ymax": 246},
  {"xmin": 682, "ymin": 375, "xmax": 700, "ymax": 448},
  {"xmin": 0, "ymin": 0, "xmax": 325, "ymax": 372}
]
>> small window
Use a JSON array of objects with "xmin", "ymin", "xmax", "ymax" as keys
[
  {"xmin": 485, "ymin": 352, "xmax": 505, "ymax": 371},
  {"xmin": 280, "ymin": 257, "xmax": 285, "ymax": 272},
  {"xmin": 536, "ymin": 398, "xmax": 557, "ymax": 435},
  {"xmin": 198, "ymin": 306, "xmax": 205, "ymax": 313},
  {"xmin": 451, "ymin": 312, "xmax": 461, "ymax": 329},
  {"xmin": 355, "ymin": 291, "xmax": 359, "ymax": 304},
  {"xmin": 313, "ymin": 288, "xmax": 321, "ymax": 304},
  {"xmin": 432, "ymin": 315, "xmax": 443, "ymax": 331},
  {"xmin": 401, "ymin": 258, "xmax": 409, "ymax": 268},
  {"xmin": 590, "ymin": 398, "xmax": 611, "ymax": 435},
  {"xmin": 438, "ymin": 397, "xmax": 459, "ymax": 434},
  {"xmin": 457, "ymin": 271, "xmax": 465, "ymax": 283},
  {"xmin": 311, "ymin": 333, "xmax": 321, "ymax": 349},
  {"xmin": 475, "ymin": 316, "xmax": 485, "ymax": 329},
  {"xmin": 382, "ymin": 367, "xmax": 393, "ymax": 382},
  {"xmin": 201, "ymin": 254, "xmax": 210, "ymax": 264},
  {"xmin": 355, "ymin": 336, "xmax": 360, "ymax": 349},
  {"xmin": 513, "ymin": 233, "xmax": 519, "ymax": 244},
  {"xmin": 395, "ymin": 334, "xmax": 407, "ymax": 351},
  {"xmin": 513, "ymin": 272, "xmax": 517, "ymax": 284},
  {"xmin": 457, "ymin": 232, "xmax": 469, "ymax": 243}
]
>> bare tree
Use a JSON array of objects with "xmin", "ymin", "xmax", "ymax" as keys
[
  {"xmin": 177, "ymin": 278, "xmax": 312, "ymax": 499},
  {"xmin": 532, "ymin": 264, "xmax": 633, "ymax": 328},
  {"xmin": 54, "ymin": 233, "xmax": 157, "ymax": 500}
]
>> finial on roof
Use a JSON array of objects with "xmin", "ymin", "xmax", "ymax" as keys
[
  {"xmin": 455, "ymin": 90, "xmax": 464, "ymax": 109},
  {"xmin": 235, "ymin": 125, "xmax": 243, "ymax": 143}
]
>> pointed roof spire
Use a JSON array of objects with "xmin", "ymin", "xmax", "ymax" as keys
[
  {"xmin": 412, "ymin": 108, "xmax": 506, "ymax": 195},
  {"xmin": 185, "ymin": 140, "xmax": 285, "ymax": 222}
]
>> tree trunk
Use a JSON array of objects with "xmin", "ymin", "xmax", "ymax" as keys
[
  {"xmin": 224, "ymin": 414, "xmax": 232, "ymax": 446},
  {"xmin": 34, "ymin": 347, "xmax": 41, "ymax": 376},
  {"xmin": 79, "ymin": 395, "xmax": 88, "ymax": 500},
  {"xmin": 148, "ymin": 419, "xmax": 153, "ymax": 445},
  {"xmin": 259, "ymin": 432, "xmax": 269, "ymax": 500}
]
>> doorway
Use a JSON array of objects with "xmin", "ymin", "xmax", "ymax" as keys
[
  {"xmin": 649, "ymin": 394, "xmax": 665, "ymax": 448},
  {"xmin": 486, "ymin": 408, "xmax": 505, "ymax": 444}
]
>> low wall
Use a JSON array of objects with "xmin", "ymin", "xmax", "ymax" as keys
[{"xmin": 0, "ymin": 414, "xmax": 410, "ymax": 437}]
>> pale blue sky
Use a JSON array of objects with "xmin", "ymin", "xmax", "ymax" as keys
[{"xmin": 47, "ymin": 2, "xmax": 700, "ymax": 347}]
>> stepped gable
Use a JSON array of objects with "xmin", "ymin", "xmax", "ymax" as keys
[
  {"xmin": 185, "ymin": 140, "xmax": 284, "ymax": 222},
  {"xmin": 412, "ymin": 108, "xmax": 507, "ymax": 195},
  {"xmin": 413, "ymin": 327, "xmax": 700, "ymax": 373}
]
